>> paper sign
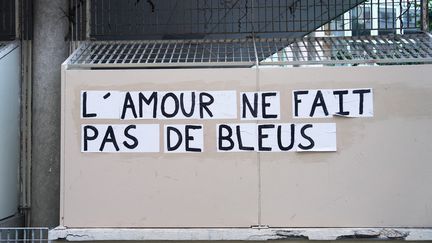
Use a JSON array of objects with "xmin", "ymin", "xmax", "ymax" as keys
[
  {"xmin": 81, "ymin": 91, "xmax": 122, "ymax": 119},
  {"xmin": 217, "ymin": 123, "xmax": 257, "ymax": 152},
  {"xmin": 217, "ymin": 123, "xmax": 336, "ymax": 152},
  {"xmin": 80, "ymin": 89, "xmax": 370, "ymax": 153},
  {"xmin": 292, "ymin": 89, "xmax": 373, "ymax": 118},
  {"xmin": 240, "ymin": 92, "xmax": 280, "ymax": 120},
  {"xmin": 164, "ymin": 124, "xmax": 204, "ymax": 153},
  {"xmin": 295, "ymin": 123, "xmax": 337, "ymax": 151},
  {"xmin": 82, "ymin": 124, "xmax": 160, "ymax": 152},
  {"xmin": 82, "ymin": 90, "xmax": 237, "ymax": 120}
]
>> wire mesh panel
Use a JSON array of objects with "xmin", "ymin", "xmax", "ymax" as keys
[
  {"xmin": 0, "ymin": 0, "xmax": 15, "ymax": 40},
  {"xmin": 89, "ymin": 0, "xmax": 365, "ymax": 40},
  {"xmin": 0, "ymin": 228, "xmax": 48, "ymax": 243},
  {"xmin": 67, "ymin": 33, "xmax": 432, "ymax": 68},
  {"xmin": 70, "ymin": 39, "xmax": 260, "ymax": 66}
]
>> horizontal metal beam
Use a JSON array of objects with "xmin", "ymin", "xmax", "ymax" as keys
[
  {"xmin": 259, "ymin": 58, "xmax": 432, "ymax": 66},
  {"xmin": 66, "ymin": 62, "xmax": 255, "ymax": 69}
]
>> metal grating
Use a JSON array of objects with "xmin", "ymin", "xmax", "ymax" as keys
[
  {"xmin": 261, "ymin": 33, "xmax": 432, "ymax": 66},
  {"xmin": 69, "ymin": 38, "xmax": 259, "ymax": 67},
  {"xmin": 0, "ymin": 228, "xmax": 48, "ymax": 243},
  {"xmin": 67, "ymin": 33, "xmax": 432, "ymax": 68}
]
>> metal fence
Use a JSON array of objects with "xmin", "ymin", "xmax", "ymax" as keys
[
  {"xmin": 0, "ymin": 228, "xmax": 48, "ymax": 243},
  {"xmin": 318, "ymin": 0, "xmax": 423, "ymax": 36},
  {"xmin": 79, "ymin": 0, "xmax": 425, "ymax": 40},
  {"xmin": 0, "ymin": 0, "xmax": 428, "ymax": 41},
  {"xmin": 87, "ymin": 0, "xmax": 367, "ymax": 40}
]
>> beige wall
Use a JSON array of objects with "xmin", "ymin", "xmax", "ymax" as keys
[{"xmin": 61, "ymin": 64, "xmax": 432, "ymax": 227}]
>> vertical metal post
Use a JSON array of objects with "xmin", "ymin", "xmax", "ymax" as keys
[
  {"xmin": 86, "ymin": 0, "xmax": 91, "ymax": 40},
  {"xmin": 422, "ymin": 0, "xmax": 429, "ymax": 31},
  {"xmin": 16, "ymin": 0, "xmax": 34, "ymax": 227},
  {"xmin": 15, "ymin": 0, "xmax": 20, "ymax": 38}
]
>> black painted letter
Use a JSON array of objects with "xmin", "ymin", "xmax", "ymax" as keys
[
  {"xmin": 258, "ymin": 124, "xmax": 274, "ymax": 151},
  {"xmin": 261, "ymin": 92, "xmax": 278, "ymax": 119},
  {"xmin": 185, "ymin": 125, "xmax": 202, "ymax": 152},
  {"xmin": 123, "ymin": 125, "xmax": 138, "ymax": 149},
  {"xmin": 161, "ymin": 93, "xmax": 180, "ymax": 118},
  {"xmin": 293, "ymin": 90, "xmax": 309, "ymax": 117},
  {"xmin": 139, "ymin": 92, "xmax": 158, "ymax": 118},
  {"xmin": 298, "ymin": 124, "xmax": 315, "ymax": 150},
  {"xmin": 236, "ymin": 125, "xmax": 254, "ymax": 151},
  {"xmin": 277, "ymin": 124, "xmax": 295, "ymax": 151},
  {"xmin": 353, "ymin": 89, "xmax": 371, "ymax": 115},
  {"xmin": 167, "ymin": 126, "xmax": 183, "ymax": 151},
  {"xmin": 99, "ymin": 126, "xmax": 120, "ymax": 152},
  {"xmin": 199, "ymin": 92, "xmax": 214, "ymax": 118},
  {"xmin": 83, "ymin": 125, "xmax": 98, "ymax": 151},
  {"xmin": 121, "ymin": 92, "xmax": 137, "ymax": 119},
  {"xmin": 82, "ymin": 92, "xmax": 97, "ymax": 118},
  {"xmin": 218, "ymin": 125, "xmax": 234, "ymax": 151},
  {"xmin": 242, "ymin": 93, "xmax": 258, "ymax": 118},
  {"xmin": 310, "ymin": 90, "xmax": 329, "ymax": 117},
  {"xmin": 333, "ymin": 90, "xmax": 350, "ymax": 116},
  {"xmin": 180, "ymin": 92, "xmax": 196, "ymax": 118}
]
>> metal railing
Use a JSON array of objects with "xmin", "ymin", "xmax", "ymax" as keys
[{"xmin": 0, "ymin": 228, "xmax": 48, "ymax": 243}]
